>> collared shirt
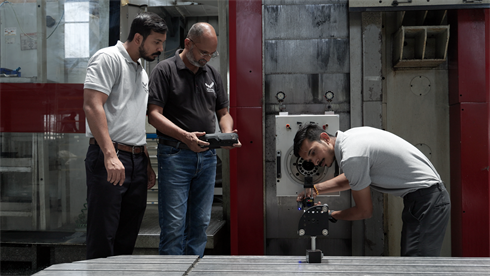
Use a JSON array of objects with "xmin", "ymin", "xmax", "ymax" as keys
[
  {"xmin": 335, "ymin": 127, "xmax": 442, "ymax": 197},
  {"xmin": 84, "ymin": 41, "xmax": 149, "ymax": 146},
  {"xmin": 148, "ymin": 49, "xmax": 228, "ymax": 137}
]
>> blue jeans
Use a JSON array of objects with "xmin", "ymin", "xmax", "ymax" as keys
[{"xmin": 157, "ymin": 143, "xmax": 217, "ymax": 257}]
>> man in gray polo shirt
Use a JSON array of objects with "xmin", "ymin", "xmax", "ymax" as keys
[
  {"xmin": 83, "ymin": 12, "xmax": 167, "ymax": 259},
  {"xmin": 294, "ymin": 124, "xmax": 450, "ymax": 256}
]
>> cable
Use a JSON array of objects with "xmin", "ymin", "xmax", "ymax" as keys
[
  {"xmin": 46, "ymin": 10, "xmax": 64, "ymax": 40},
  {"xmin": 75, "ymin": 201, "xmax": 88, "ymax": 229}
]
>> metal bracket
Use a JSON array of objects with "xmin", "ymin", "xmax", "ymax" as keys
[
  {"xmin": 276, "ymin": 151, "xmax": 281, "ymax": 178},
  {"xmin": 392, "ymin": 0, "xmax": 412, "ymax": 6}
]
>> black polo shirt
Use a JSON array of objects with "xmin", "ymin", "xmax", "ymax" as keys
[{"xmin": 148, "ymin": 50, "xmax": 228, "ymax": 138}]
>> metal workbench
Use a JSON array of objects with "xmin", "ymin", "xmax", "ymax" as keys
[{"xmin": 33, "ymin": 255, "xmax": 490, "ymax": 275}]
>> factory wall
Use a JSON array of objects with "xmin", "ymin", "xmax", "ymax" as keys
[{"xmin": 382, "ymin": 12, "xmax": 451, "ymax": 256}]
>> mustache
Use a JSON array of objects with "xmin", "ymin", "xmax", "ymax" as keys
[{"xmin": 152, "ymin": 51, "xmax": 161, "ymax": 56}]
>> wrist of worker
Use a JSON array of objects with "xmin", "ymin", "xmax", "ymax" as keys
[
  {"xmin": 313, "ymin": 184, "xmax": 320, "ymax": 196},
  {"xmin": 181, "ymin": 131, "xmax": 194, "ymax": 143},
  {"xmin": 328, "ymin": 210, "xmax": 338, "ymax": 223},
  {"xmin": 180, "ymin": 132, "xmax": 198, "ymax": 147}
]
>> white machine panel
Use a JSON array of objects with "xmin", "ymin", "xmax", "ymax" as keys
[{"xmin": 275, "ymin": 113, "xmax": 340, "ymax": 197}]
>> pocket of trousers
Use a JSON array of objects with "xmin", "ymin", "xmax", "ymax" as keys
[
  {"xmin": 85, "ymin": 146, "xmax": 104, "ymax": 173},
  {"xmin": 434, "ymin": 190, "xmax": 450, "ymax": 208},
  {"xmin": 408, "ymin": 200, "xmax": 431, "ymax": 222}
]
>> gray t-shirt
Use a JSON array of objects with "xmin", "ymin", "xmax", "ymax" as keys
[
  {"xmin": 84, "ymin": 41, "xmax": 148, "ymax": 146},
  {"xmin": 334, "ymin": 127, "xmax": 441, "ymax": 197}
]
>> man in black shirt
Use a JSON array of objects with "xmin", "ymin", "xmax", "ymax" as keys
[{"xmin": 148, "ymin": 22, "xmax": 241, "ymax": 257}]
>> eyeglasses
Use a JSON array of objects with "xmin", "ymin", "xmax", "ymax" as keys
[{"xmin": 189, "ymin": 38, "xmax": 219, "ymax": 58}]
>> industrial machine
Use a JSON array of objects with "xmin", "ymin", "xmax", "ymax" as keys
[
  {"xmin": 275, "ymin": 113, "xmax": 340, "ymax": 262},
  {"xmin": 275, "ymin": 113, "xmax": 339, "ymax": 197},
  {"xmin": 296, "ymin": 176, "xmax": 337, "ymax": 263}
]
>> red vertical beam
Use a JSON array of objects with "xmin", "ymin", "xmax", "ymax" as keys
[
  {"xmin": 228, "ymin": 0, "xmax": 239, "ymax": 254},
  {"xmin": 449, "ymin": 9, "xmax": 490, "ymax": 257},
  {"xmin": 486, "ymin": 8, "xmax": 490, "ymax": 256},
  {"xmin": 449, "ymin": 105, "xmax": 463, "ymax": 256},
  {"xmin": 228, "ymin": 0, "xmax": 264, "ymax": 255}
]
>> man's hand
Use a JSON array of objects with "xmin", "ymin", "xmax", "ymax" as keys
[
  {"xmin": 184, "ymin": 131, "xmax": 210, "ymax": 152},
  {"xmin": 147, "ymin": 165, "xmax": 156, "ymax": 189},
  {"xmin": 296, "ymin": 188, "xmax": 318, "ymax": 202},
  {"xmin": 104, "ymin": 155, "xmax": 125, "ymax": 186},
  {"xmin": 222, "ymin": 129, "xmax": 242, "ymax": 150}
]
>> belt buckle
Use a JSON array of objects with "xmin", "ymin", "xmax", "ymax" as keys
[{"xmin": 132, "ymin": 146, "xmax": 136, "ymax": 155}]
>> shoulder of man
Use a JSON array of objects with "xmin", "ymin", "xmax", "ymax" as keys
[
  {"xmin": 99, "ymin": 44, "xmax": 121, "ymax": 56},
  {"xmin": 154, "ymin": 55, "xmax": 178, "ymax": 71},
  {"xmin": 89, "ymin": 45, "xmax": 121, "ymax": 64},
  {"xmin": 149, "ymin": 59, "xmax": 176, "ymax": 81}
]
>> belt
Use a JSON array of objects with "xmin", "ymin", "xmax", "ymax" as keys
[
  {"xmin": 404, "ymin": 183, "xmax": 444, "ymax": 200},
  {"xmin": 89, "ymin": 138, "xmax": 145, "ymax": 154},
  {"xmin": 159, "ymin": 138, "xmax": 189, "ymax": 150}
]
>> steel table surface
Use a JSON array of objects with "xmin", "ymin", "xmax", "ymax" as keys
[{"xmin": 34, "ymin": 255, "xmax": 490, "ymax": 275}]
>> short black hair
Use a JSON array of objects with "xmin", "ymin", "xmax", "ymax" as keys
[
  {"xmin": 127, "ymin": 12, "xmax": 167, "ymax": 42},
  {"xmin": 293, "ymin": 124, "xmax": 326, "ymax": 157}
]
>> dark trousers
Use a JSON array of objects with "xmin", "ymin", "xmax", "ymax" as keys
[
  {"xmin": 85, "ymin": 144, "xmax": 148, "ymax": 259},
  {"xmin": 401, "ymin": 183, "xmax": 451, "ymax": 256}
]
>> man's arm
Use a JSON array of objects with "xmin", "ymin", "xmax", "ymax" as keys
[
  {"xmin": 145, "ymin": 146, "xmax": 156, "ymax": 189},
  {"xmin": 315, "ymin": 173, "xmax": 351, "ymax": 194},
  {"xmin": 216, "ymin": 107, "xmax": 233, "ymax": 133},
  {"xmin": 216, "ymin": 107, "xmax": 242, "ymax": 149},
  {"xmin": 330, "ymin": 186, "xmax": 373, "ymax": 221},
  {"xmin": 147, "ymin": 104, "xmax": 209, "ymax": 152},
  {"xmin": 304, "ymin": 173, "xmax": 373, "ymax": 221},
  {"xmin": 83, "ymin": 88, "xmax": 125, "ymax": 186},
  {"xmin": 297, "ymin": 173, "xmax": 373, "ymax": 221},
  {"xmin": 297, "ymin": 173, "xmax": 350, "ymax": 202}
]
